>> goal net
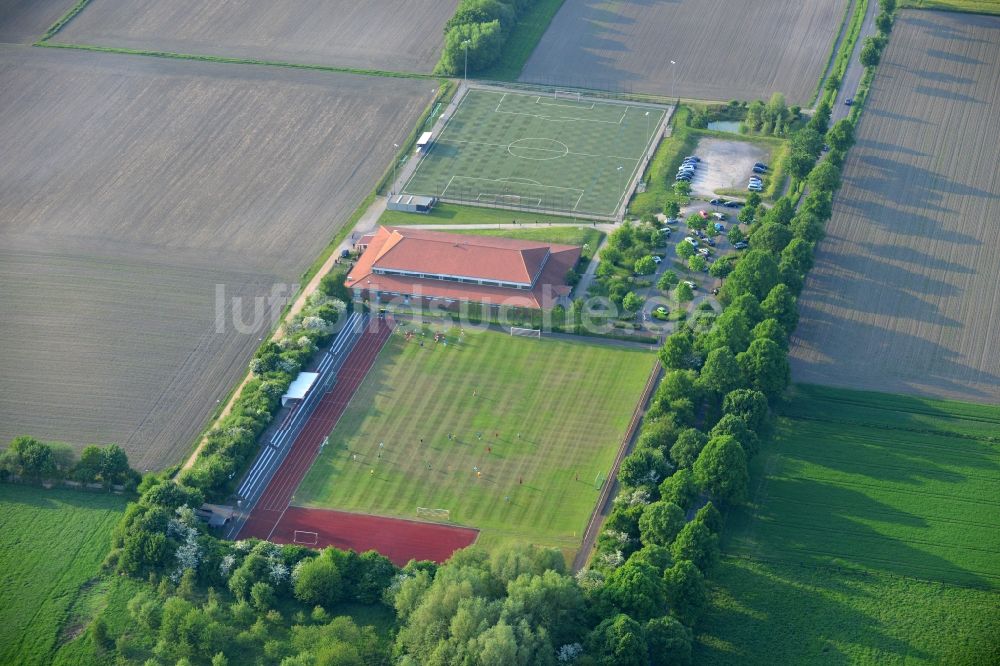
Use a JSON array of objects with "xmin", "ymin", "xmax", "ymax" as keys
[
  {"xmin": 554, "ymin": 90, "xmax": 582, "ymax": 102},
  {"xmin": 416, "ymin": 507, "xmax": 451, "ymax": 522},
  {"xmin": 510, "ymin": 326, "xmax": 541, "ymax": 338}
]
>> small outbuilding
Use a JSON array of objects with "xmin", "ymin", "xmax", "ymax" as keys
[
  {"xmin": 281, "ymin": 371, "xmax": 319, "ymax": 407},
  {"xmin": 386, "ymin": 194, "xmax": 437, "ymax": 214}
]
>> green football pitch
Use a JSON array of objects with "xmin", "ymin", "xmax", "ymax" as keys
[
  {"xmin": 293, "ymin": 326, "xmax": 655, "ymax": 554},
  {"xmin": 401, "ymin": 87, "xmax": 668, "ymax": 218}
]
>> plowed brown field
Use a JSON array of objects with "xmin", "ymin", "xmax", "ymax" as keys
[
  {"xmin": 519, "ymin": 0, "xmax": 847, "ymax": 104},
  {"xmin": 52, "ymin": 0, "xmax": 458, "ymax": 73},
  {"xmin": 0, "ymin": 45, "xmax": 429, "ymax": 469},
  {"xmin": 790, "ymin": 11, "xmax": 1000, "ymax": 403}
]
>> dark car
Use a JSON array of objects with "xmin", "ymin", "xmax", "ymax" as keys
[
  {"xmin": 753, "ymin": 162, "xmax": 768, "ymax": 170},
  {"xmin": 845, "ymin": 98, "xmax": 853, "ymax": 106},
  {"xmin": 752, "ymin": 165, "xmax": 767, "ymax": 174},
  {"xmin": 723, "ymin": 200, "xmax": 742, "ymax": 208},
  {"xmin": 733, "ymin": 241, "xmax": 749, "ymax": 249},
  {"xmin": 710, "ymin": 198, "xmax": 726, "ymax": 206},
  {"xmin": 685, "ymin": 155, "xmax": 700, "ymax": 162}
]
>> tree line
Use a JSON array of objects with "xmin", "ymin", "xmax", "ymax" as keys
[
  {"xmin": 435, "ymin": 0, "xmax": 536, "ymax": 76},
  {"xmin": 0, "ymin": 436, "xmax": 139, "ymax": 489}
]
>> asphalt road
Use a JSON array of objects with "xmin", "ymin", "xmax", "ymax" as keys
[{"xmin": 832, "ymin": 0, "xmax": 880, "ymax": 123}]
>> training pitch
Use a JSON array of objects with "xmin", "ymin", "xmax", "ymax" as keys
[
  {"xmin": 401, "ymin": 87, "xmax": 668, "ymax": 218},
  {"xmin": 293, "ymin": 326, "xmax": 655, "ymax": 553}
]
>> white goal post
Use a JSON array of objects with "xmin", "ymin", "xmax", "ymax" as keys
[
  {"xmin": 510, "ymin": 326, "xmax": 541, "ymax": 338},
  {"xmin": 553, "ymin": 89, "xmax": 582, "ymax": 102}
]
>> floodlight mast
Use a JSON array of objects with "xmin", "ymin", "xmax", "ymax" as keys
[
  {"xmin": 391, "ymin": 142, "xmax": 399, "ymax": 195},
  {"xmin": 670, "ymin": 60, "xmax": 677, "ymax": 102},
  {"xmin": 462, "ymin": 40, "xmax": 471, "ymax": 83}
]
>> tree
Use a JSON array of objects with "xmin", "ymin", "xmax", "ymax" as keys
[
  {"xmin": 637, "ymin": 417, "xmax": 680, "ymax": 453},
  {"xmin": 808, "ymin": 160, "xmax": 842, "ymax": 194},
  {"xmin": 619, "ymin": 448, "xmax": 672, "ymax": 488},
  {"xmin": 294, "ymin": 551, "xmax": 343, "ymax": 608},
  {"xmin": 695, "ymin": 502, "xmax": 724, "ymax": 534},
  {"xmin": 860, "ymin": 36, "xmax": 882, "ymax": 67},
  {"xmin": 674, "ymin": 180, "xmax": 691, "ymax": 196},
  {"xmin": 687, "ymin": 213, "xmax": 708, "ymax": 232},
  {"xmin": 880, "ymin": 0, "xmax": 896, "ymax": 12},
  {"xmin": 100, "ymin": 444, "xmax": 130, "ymax": 484},
  {"xmin": 761, "ymin": 283, "xmax": 799, "ymax": 334},
  {"xmin": 639, "ymin": 501, "xmax": 686, "ymax": 547},
  {"xmin": 635, "ymin": 255, "xmax": 657, "ymax": 275},
  {"xmin": 675, "ymin": 240, "xmax": 696, "ymax": 260},
  {"xmin": 687, "ymin": 255, "xmax": 707, "ymax": 272},
  {"xmin": 826, "ymin": 118, "xmax": 855, "ymax": 152},
  {"xmin": 720, "ymin": 250, "xmax": 779, "ymax": 304},
  {"xmin": 693, "ymin": 435, "xmax": 749, "ymax": 505},
  {"xmin": 698, "ymin": 347, "xmax": 743, "ymax": 397},
  {"xmin": 658, "ymin": 270, "xmax": 679, "ymax": 291},
  {"xmin": 702, "ymin": 307, "xmax": 751, "ymax": 355},
  {"xmin": 722, "ymin": 389, "xmax": 769, "ymax": 431},
  {"xmin": 800, "ymin": 189, "xmax": 833, "ymax": 222},
  {"xmin": 504, "ymin": 570, "xmax": 587, "ymax": 648},
  {"xmin": 675, "ymin": 282, "xmax": 694, "ymax": 303},
  {"xmin": 623, "ymin": 291, "xmax": 644, "ymax": 313},
  {"xmin": 727, "ymin": 225, "xmax": 746, "ymax": 245},
  {"xmin": 807, "ymin": 100, "xmax": 831, "ymax": 136},
  {"xmin": 791, "ymin": 212, "xmax": 824, "ymax": 242},
  {"xmin": 708, "ymin": 256, "xmax": 735, "ymax": 278},
  {"xmin": 663, "ymin": 560, "xmax": 708, "ymax": 625},
  {"xmin": 587, "ymin": 614, "xmax": 648, "ymax": 666},
  {"xmin": 659, "ymin": 330, "xmax": 696, "ymax": 370},
  {"xmin": 645, "ymin": 616, "xmax": 693, "ymax": 666},
  {"xmin": 251, "ymin": 581, "xmax": 275, "ymax": 612},
  {"xmin": 751, "ymin": 318, "xmax": 788, "ymax": 348},
  {"xmin": 437, "ymin": 20, "xmax": 505, "ymax": 75},
  {"xmin": 762, "ymin": 197, "xmax": 796, "ymax": 227},
  {"xmin": 2, "ymin": 436, "xmax": 56, "ymax": 479},
  {"xmin": 710, "ymin": 414, "xmax": 759, "ymax": 457},
  {"xmin": 603, "ymin": 561, "xmax": 668, "ymax": 622},
  {"xmin": 780, "ymin": 238, "xmax": 814, "ymax": 275},
  {"xmin": 737, "ymin": 338, "xmax": 790, "ymax": 400},
  {"xmin": 670, "ymin": 429, "xmax": 709, "ymax": 469},
  {"xmin": 659, "ymin": 469, "xmax": 698, "ymax": 511},
  {"xmin": 74, "ymin": 445, "xmax": 104, "ymax": 482},
  {"xmin": 663, "ymin": 200, "xmax": 681, "ymax": 219},
  {"xmin": 729, "ymin": 293, "xmax": 764, "ymax": 327},
  {"xmin": 749, "ymin": 223, "xmax": 792, "ymax": 255}
]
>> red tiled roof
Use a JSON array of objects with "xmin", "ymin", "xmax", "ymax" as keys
[{"xmin": 346, "ymin": 226, "xmax": 581, "ymax": 309}]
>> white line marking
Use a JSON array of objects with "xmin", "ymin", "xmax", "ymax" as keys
[{"xmin": 494, "ymin": 92, "xmax": 507, "ymax": 112}]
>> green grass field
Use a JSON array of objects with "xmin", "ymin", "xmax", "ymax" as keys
[
  {"xmin": 697, "ymin": 385, "xmax": 1000, "ymax": 663},
  {"xmin": 0, "ymin": 484, "xmax": 126, "ymax": 666},
  {"xmin": 379, "ymin": 201, "xmax": 592, "ymax": 226},
  {"xmin": 402, "ymin": 87, "xmax": 667, "ymax": 217},
  {"xmin": 902, "ymin": 0, "xmax": 1000, "ymax": 15},
  {"xmin": 294, "ymin": 328, "xmax": 654, "ymax": 552},
  {"xmin": 696, "ymin": 559, "xmax": 1000, "ymax": 664}
]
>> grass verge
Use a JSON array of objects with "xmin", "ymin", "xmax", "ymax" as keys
[
  {"xmin": 378, "ymin": 202, "xmax": 589, "ymax": 227},
  {"xmin": 630, "ymin": 107, "xmax": 698, "ymax": 216}
]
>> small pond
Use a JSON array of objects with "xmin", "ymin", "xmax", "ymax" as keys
[{"xmin": 707, "ymin": 120, "xmax": 742, "ymax": 133}]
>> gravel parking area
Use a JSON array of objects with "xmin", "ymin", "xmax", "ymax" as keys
[{"xmin": 688, "ymin": 138, "xmax": 770, "ymax": 198}]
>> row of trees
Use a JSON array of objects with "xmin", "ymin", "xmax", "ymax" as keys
[
  {"xmin": 178, "ymin": 268, "xmax": 349, "ymax": 496},
  {"xmin": 0, "ymin": 436, "xmax": 138, "ymax": 489},
  {"xmin": 744, "ymin": 92, "xmax": 801, "ymax": 137},
  {"xmin": 435, "ymin": 0, "xmax": 535, "ymax": 75}
]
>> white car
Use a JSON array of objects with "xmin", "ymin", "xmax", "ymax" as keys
[
  {"xmin": 711, "ymin": 212, "xmax": 726, "ymax": 220},
  {"xmin": 698, "ymin": 248, "xmax": 711, "ymax": 256},
  {"xmin": 684, "ymin": 236, "xmax": 698, "ymax": 246},
  {"xmin": 652, "ymin": 256, "xmax": 663, "ymax": 263},
  {"xmin": 683, "ymin": 280, "xmax": 697, "ymax": 289}
]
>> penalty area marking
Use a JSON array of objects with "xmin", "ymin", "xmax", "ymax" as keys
[
  {"xmin": 293, "ymin": 530, "xmax": 319, "ymax": 545},
  {"xmin": 534, "ymin": 95, "xmax": 596, "ymax": 110}
]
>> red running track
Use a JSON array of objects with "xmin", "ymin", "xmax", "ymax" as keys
[
  {"xmin": 238, "ymin": 317, "xmax": 394, "ymax": 542},
  {"xmin": 269, "ymin": 506, "xmax": 479, "ymax": 566}
]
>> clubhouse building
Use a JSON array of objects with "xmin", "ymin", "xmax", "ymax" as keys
[{"xmin": 345, "ymin": 226, "xmax": 581, "ymax": 310}]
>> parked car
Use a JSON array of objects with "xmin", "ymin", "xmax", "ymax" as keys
[
  {"xmin": 710, "ymin": 198, "xmax": 725, "ymax": 205},
  {"xmin": 665, "ymin": 218, "xmax": 680, "ymax": 225},
  {"xmin": 684, "ymin": 236, "xmax": 698, "ymax": 246},
  {"xmin": 683, "ymin": 280, "xmax": 697, "ymax": 289},
  {"xmin": 714, "ymin": 222, "xmax": 725, "ymax": 232},
  {"xmin": 704, "ymin": 238, "xmax": 716, "ymax": 246},
  {"xmin": 652, "ymin": 255, "xmax": 662, "ymax": 264},
  {"xmin": 723, "ymin": 200, "xmax": 742, "ymax": 208},
  {"xmin": 698, "ymin": 248, "xmax": 711, "ymax": 256},
  {"xmin": 753, "ymin": 162, "xmax": 768, "ymax": 170},
  {"xmin": 748, "ymin": 184, "xmax": 763, "ymax": 192},
  {"xmin": 684, "ymin": 155, "xmax": 700, "ymax": 162},
  {"xmin": 695, "ymin": 230, "xmax": 707, "ymax": 239},
  {"xmin": 711, "ymin": 212, "xmax": 726, "ymax": 220},
  {"xmin": 733, "ymin": 241, "xmax": 749, "ymax": 249},
  {"xmin": 676, "ymin": 173, "xmax": 692, "ymax": 181},
  {"xmin": 699, "ymin": 209, "xmax": 709, "ymax": 219},
  {"xmin": 752, "ymin": 165, "xmax": 767, "ymax": 174}
]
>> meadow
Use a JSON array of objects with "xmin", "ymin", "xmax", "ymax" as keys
[
  {"xmin": 0, "ymin": 484, "xmax": 126, "ymax": 666},
  {"xmin": 698, "ymin": 385, "xmax": 1000, "ymax": 663},
  {"xmin": 519, "ymin": 0, "xmax": 848, "ymax": 104},
  {"xmin": 294, "ymin": 328, "xmax": 655, "ymax": 553},
  {"xmin": 402, "ymin": 87, "xmax": 667, "ymax": 218},
  {"xmin": 50, "ymin": 0, "xmax": 458, "ymax": 73},
  {"xmin": 0, "ymin": 45, "xmax": 429, "ymax": 470},
  {"xmin": 790, "ymin": 11, "xmax": 1000, "ymax": 404}
]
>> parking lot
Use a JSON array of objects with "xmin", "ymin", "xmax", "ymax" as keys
[{"xmin": 687, "ymin": 137, "xmax": 770, "ymax": 197}]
